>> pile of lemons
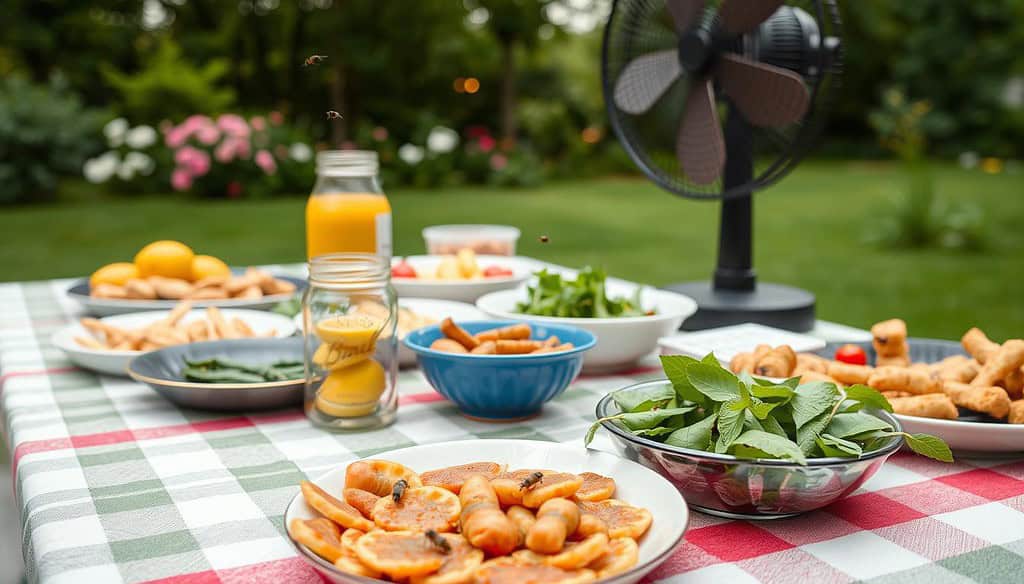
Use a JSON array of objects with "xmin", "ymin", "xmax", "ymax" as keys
[
  {"xmin": 90, "ymin": 240, "xmax": 232, "ymax": 286},
  {"xmin": 312, "ymin": 314, "xmax": 388, "ymax": 418}
]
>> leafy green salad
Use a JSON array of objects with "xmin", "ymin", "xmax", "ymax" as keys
[
  {"xmin": 586, "ymin": 354, "xmax": 953, "ymax": 464},
  {"xmin": 516, "ymin": 267, "xmax": 650, "ymax": 318}
]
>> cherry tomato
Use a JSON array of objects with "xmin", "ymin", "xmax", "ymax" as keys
[
  {"xmin": 391, "ymin": 261, "xmax": 417, "ymax": 278},
  {"xmin": 482, "ymin": 265, "xmax": 514, "ymax": 278},
  {"xmin": 834, "ymin": 344, "xmax": 868, "ymax": 365}
]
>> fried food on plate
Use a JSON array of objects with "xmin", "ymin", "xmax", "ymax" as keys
[{"xmin": 943, "ymin": 381, "xmax": 1011, "ymax": 419}]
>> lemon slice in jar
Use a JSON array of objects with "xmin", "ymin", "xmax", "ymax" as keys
[
  {"xmin": 315, "ymin": 359, "xmax": 387, "ymax": 418},
  {"xmin": 313, "ymin": 343, "xmax": 375, "ymax": 370},
  {"xmin": 315, "ymin": 314, "xmax": 383, "ymax": 349}
]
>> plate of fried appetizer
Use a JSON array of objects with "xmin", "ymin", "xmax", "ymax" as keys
[
  {"xmin": 52, "ymin": 300, "xmax": 297, "ymax": 376},
  {"xmin": 728, "ymin": 319, "xmax": 1024, "ymax": 453},
  {"xmin": 284, "ymin": 439, "xmax": 687, "ymax": 584}
]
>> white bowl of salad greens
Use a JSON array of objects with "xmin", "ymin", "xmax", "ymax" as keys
[{"xmin": 475, "ymin": 267, "xmax": 698, "ymax": 372}]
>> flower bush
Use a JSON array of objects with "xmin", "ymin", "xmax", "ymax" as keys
[{"xmin": 82, "ymin": 118, "xmax": 164, "ymax": 192}]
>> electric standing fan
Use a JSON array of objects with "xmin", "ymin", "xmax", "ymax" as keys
[{"xmin": 603, "ymin": 0, "xmax": 842, "ymax": 331}]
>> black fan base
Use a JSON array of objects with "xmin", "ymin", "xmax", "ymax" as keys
[{"xmin": 667, "ymin": 281, "xmax": 816, "ymax": 332}]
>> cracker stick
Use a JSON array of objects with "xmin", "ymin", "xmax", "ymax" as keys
[
  {"xmin": 871, "ymin": 319, "xmax": 908, "ymax": 357},
  {"xmin": 961, "ymin": 327, "xmax": 999, "ymax": 365},
  {"xmin": 939, "ymin": 358, "xmax": 979, "ymax": 384},
  {"xmin": 440, "ymin": 318, "xmax": 480, "ymax": 350},
  {"xmin": 207, "ymin": 306, "xmax": 239, "ymax": 339},
  {"xmin": 164, "ymin": 300, "xmax": 193, "ymax": 327},
  {"xmin": 74, "ymin": 336, "xmax": 106, "ymax": 350},
  {"xmin": 867, "ymin": 367, "xmax": 941, "ymax": 395},
  {"xmin": 496, "ymin": 340, "xmax": 543, "ymax": 354},
  {"xmin": 476, "ymin": 324, "xmax": 532, "ymax": 342},
  {"xmin": 1009, "ymin": 400, "xmax": 1024, "ymax": 425},
  {"xmin": 972, "ymin": 339, "xmax": 1024, "ymax": 387},
  {"xmin": 232, "ymin": 317, "xmax": 255, "ymax": 337},
  {"xmin": 889, "ymin": 394, "xmax": 958, "ymax": 419},
  {"xmin": 881, "ymin": 390, "xmax": 912, "ymax": 399},
  {"xmin": 943, "ymin": 381, "xmax": 1011, "ymax": 419},
  {"xmin": 827, "ymin": 362, "xmax": 873, "ymax": 385}
]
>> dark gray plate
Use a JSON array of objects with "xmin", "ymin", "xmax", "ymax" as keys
[{"xmin": 128, "ymin": 337, "xmax": 305, "ymax": 412}]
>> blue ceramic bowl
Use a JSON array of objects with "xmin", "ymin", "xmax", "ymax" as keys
[{"xmin": 404, "ymin": 321, "xmax": 596, "ymax": 420}]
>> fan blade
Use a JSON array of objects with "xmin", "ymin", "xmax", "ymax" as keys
[
  {"xmin": 718, "ymin": 0, "xmax": 784, "ymax": 35},
  {"xmin": 716, "ymin": 53, "xmax": 809, "ymax": 127},
  {"xmin": 677, "ymin": 79, "xmax": 725, "ymax": 185},
  {"xmin": 666, "ymin": 0, "xmax": 704, "ymax": 33},
  {"xmin": 613, "ymin": 50, "xmax": 683, "ymax": 115}
]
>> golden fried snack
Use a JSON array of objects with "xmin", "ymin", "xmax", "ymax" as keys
[
  {"xmin": 420, "ymin": 462, "xmax": 504, "ymax": 494},
  {"xmin": 526, "ymin": 498, "xmax": 580, "ymax": 554},
  {"xmin": 973, "ymin": 340, "xmax": 1024, "ymax": 387},
  {"xmin": 794, "ymin": 353, "xmax": 829, "ymax": 375},
  {"xmin": 577, "ymin": 500, "xmax": 652, "ymax": 540},
  {"xmin": 1002, "ymin": 368, "xmax": 1024, "ymax": 400},
  {"xmin": 867, "ymin": 367, "xmax": 941, "ymax": 395},
  {"xmin": 124, "ymin": 278, "xmax": 158, "ymax": 299},
  {"xmin": 440, "ymin": 318, "xmax": 480, "ymax": 350},
  {"xmin": 507, "ymin": 505, "xmax": 536, "ymax": 545},
  {"xmin": 754, "ymin": 345, "xmax": 797, "ymax": 377},
  {"xmin": 871, "ymin": 319, "xmax": 908, "ymax": 357},
  {"xmin": 729, "ymin": 352, "xmax": 756, "ymax": 374},
  {"xmin": 432, "ymin": 339, "xmax": 469, "ymax": 353},
  {"xmin": 354, "ymin": 530, "xmax": 447, "ymax": 579},
  {"xmin": 188, "ymin": 287, "xmax": 230, "ymax": 300},
  {"xmin": 797, "ymin": 370, "xmax": 843, "ymax": 386},
  {"xmin": 943, "ymin": 381, "xmax": 1011, "ymax": 419},
  {"xmin": 471, "ymin": 341, "xmax": 497, "ymax": 355},
  {"xmin": 962, "ymin": 327, "xmax": 1000, "ymax": 364},
  {"xmin": 289, "ymin": 518, "xmax": 346, "ymax": 563},
  {"xmin": 542, "ymin": 336, "xmax": 562, "ymax": 348},
  {"xmin": 474, "ymin": 558, "xmax": 596, "ymax": 584},
  {"xmin": 889, "ymin": 394, "xmax": 958, "ymax": 419},
  {"xmin": 752, "ymin": 344, "xmax": 772, "ymax": 364},
  {"xmin": 335, "ymin": 544, "xmax": 384, "ymax": 579},
  {"xmin": 495, "ymin": 340, "xmax": 544, "ymax": 355},
  {"xmin": 74, "ymin": 335, "xmax": 107, "ymax": 350},
  {"xmin": 521, "ymin": 473, "xmax": 584, "ymax": 509},
  {"xmin": 586, "ymin": 537, "xmax": 639, "ymax": 579},
  {"xmin": 827, "ymin": 362, "xmax": 873, "ymax": 385},
  {"xmin": 345, "ymin": 460, "xmax": 422, "ymax": 498},
  {"xmin": 409, "ymin": 533, "xmax": 484, "ymax": 584},
  {"xmin": 234, "ymin": 285, "xmax": 263, "ymax": 299},
  {"xmin": 343, "ymin": 488, "xmax": 380, "ymax": 519},
  {"xmin": 545, "ymin": 533, "xmax": 609, "ymax": 570},
  {"xmin": 938, "ymin": 357, "xmax": 980, "ymax": 384},
  {"xmin": 340, "ymin": 528, "xmax": 366, "ymax": 552},
  {"xmin": 573, "ymin": 473, "xmax": 615, "ymax": 502},
  {"xmin": 372, "ymin": 486, "xmax": 461, "ymax": 532},
  {"xmin": 476, "ymin": 324, "xmax": 532, "ymax": 342},
  {"xmin": 301, "ymin": 481, "xmax": 376, "ymax": 532},
  {"xmin": 881, "ymin": 391, "xmax": 913, "ymax": 399},
  {"xmin": 876, "ymin": 354, "xmax": 911, "ymax": 368},
  {"xmin": 570, "ymin": 514, "xmax": 608, "ymax": 541},
  {"xmin": 91, "ymin": 283, "xmax": 128, "ymax": 299},
  {"xmin": 459, "ymin": 475, "xmax": 519, "ymax": 557},
  {"xmin": 1009, "ymin": 400, "xmax": 1024, "ymax": 424}
]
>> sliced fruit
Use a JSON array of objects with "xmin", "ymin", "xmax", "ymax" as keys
[
  {"xmin": 90, "ymin": 262, "xmax": 140, "ymax": 287},
  {"xmin": 577, "ymin": 500, "xmax": 652, "ymax": 540},
  {"xmin": 344, "ymin": 488, "xmax": 381, "ymax": 519},
  {"xmin": 191, "ymin": 254, "xmax": 231, "ymax": 281},
  {"xmin": 315, "ymin": 314, "xmax": 383, "ymax": 349},
  {"xmin": 288, "ymin": 517, "xmax": 345, "ymax": 563},
  {"xmin": 585, "ymin": 537, "xmax": 639, "ymax": 578},
  {"xmin": 300, "ymin": 480, "xmax": 375, "ymax": 532},
  {"xmin": 345, "ymin": 460, "xmax": 423, "ymax": 497},
  {"xmin": 573, "ymin": 472, "xmax": 615, "ymax": 502},
  {"xmin": 312, "ymin": 343, "xmax": 374, "ymax": 371},
  {"xmin": 410, "ymin": 533, "xmax": 484, "ymax": 584},
  {"xmin": 315, "ymin": 359, "xmax": 387, "ymax": 418},
  {"xmin": 354, "ymin": 530, "xmax": 448, "ymax": 579},
  {"xmin": 134, "ymin": 240, "xmax": 195, "ymax": 280},
  {"xmin": 474, "ymin": 558, "xmax": 595, "ymax": 584},
  {"xmin": 340, "ymin": 527, "xmax": 366, "ymax": 552},
  {"xmin": 335, "ymin": 544, "xmax": 383, "ymax": 578},
  {"xmin": 372, "ymin": 486, "xmax": 461, "ymax": 532},
  {"xmin": 420, "ymin": 462, "xmax": 504, "ymax": 494},
  {"xmin": 544, "ymin": 533, "xmax": 609, "ymax": 570}
]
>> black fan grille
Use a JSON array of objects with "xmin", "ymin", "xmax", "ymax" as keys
[{"xmin": 603, "ymin": 0, "xmax": 842, "ymax": 199}]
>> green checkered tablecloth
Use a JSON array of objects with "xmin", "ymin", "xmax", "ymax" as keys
[{"xmin": 3, "ymin": 277, "xmax": 1024, "ymax": 584}]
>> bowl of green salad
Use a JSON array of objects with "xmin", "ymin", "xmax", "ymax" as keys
[
  {"xmin": 476, "ymin": 267, "xmax": 697, "ymax": 372},
  {"xmin": 586, "ymin": 354, "xmax": 953, "ymax": 519}
]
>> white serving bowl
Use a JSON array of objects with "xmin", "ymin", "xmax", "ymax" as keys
[
  {"xmin": 52, "ymin": 309, "xmax": 297, "ymax": 377},
  {"xmin": 284, "ymin": 439, "xmax": 689, "ymax": 584},
  {"xmin": 476, "ymin": 282, "xmax": 697, "ymax": 372},
  {"xmin": 391, "ymin": 255, "xmax": 532, "ymax": 303}
]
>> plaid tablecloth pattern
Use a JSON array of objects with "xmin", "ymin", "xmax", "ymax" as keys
[{"xmin": 3, "ymin": 277, "xmax": 1024, "ymax": 584}]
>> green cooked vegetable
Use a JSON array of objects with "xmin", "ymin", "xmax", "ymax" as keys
[
  {"xmin": 515, "ymin": 267, "xmax": 650, "ymax": 318},
  {"xmin": 585, "ymin": 354, "xmax": 953, "ymax": 464},
  {"xmin": 182, "ymin": 357, "xmax": 305, "ymax": 384}
]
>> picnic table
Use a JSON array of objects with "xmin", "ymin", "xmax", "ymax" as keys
[{"xmin": 3, "ymin": 274, "xmax": 1024, "ymax": 584}]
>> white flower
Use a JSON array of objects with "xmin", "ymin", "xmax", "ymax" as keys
[
  {"xmin": 426, "ymin": 126, "xmax": 458, "ymax": 154},
  {"xmin": 398, "ymin": 143, "xmax": 425, "ymax": 165},
  {"xmin": 117, "ymin": 163, "xmax": 136, "ymax": 181},
  {"xmin": 103, "ymin": 118, "xmax": 129, "ymax": 147},
  {"xmin": 124, "ymin": 151, "xmax": 155, "ymax": 175},
  {"xmin": 958, "ymin": 151, "xmax": 979, "ymax": 169},
  {"xmin": 125, "ymin": 125, "xmax": 158, "ymax": 149},
  {"xmin": 83, "ymin": 151, "xmax": 120, "ymax": 184},
  {"xmin": 289, "ymin": 142, "xmax": 313, "ymax": 163}
]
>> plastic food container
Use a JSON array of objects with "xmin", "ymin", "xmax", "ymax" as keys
[{"xmin": 423, "ymin": 224, "xmax": 521, "ymax": 256}]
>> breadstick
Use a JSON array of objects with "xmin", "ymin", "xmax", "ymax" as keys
[
  {"xmin": 943, "ymin": 381, "xmax": 1011, "ymax": 419},
  {"xmin": 1009, "ymin": 400, "xmax": 1024, "ymax": 424},
  {"xmin": 440, "ymin": 318, "xmax": 480, "ymax": 350},
  {"xmin": 889, "ymin": 394, "xmax": 958, "ymax": 419},
  {"xmin": 827, "ymin": 362, "xmax": 873, "ymax": 385},
  {"xmin": 1001, "ymin": 368, "xmax": 1023, "ymax": 400},
  {"xmin": 754, "ymin": 346, "xmax": 797, "ymax": 377},
  {"xmin": 232, "ymin": 317, "xmax": 254, "ymax": 337},
  {"xmin": 431, "ymin": 338, "xmax": 469, "ymax": 353},
  {"xmin": 207, "ymin": 306, "xmax": 239, "ymax": 339},
  {"xmin": 867, "ymin": 367, "xmax": 941, "ymax": 395},
  {"xmin": 871, "ymin": 319, "xmax": 908, "ymax": 357},
  {"xmin": 460, "ymin": 475, "xmax": 518, "ymax": 556},
  {"xmin": 471, "ymin": 341, "xmax": 497, "ymax": 355},
  {"xmin": 729, "ymin": 352, "xmax": 755, "ymax": 374},
  {"xmin": 526, "ymin": 498, "xmax": 579, "ymax": 554},
  {"xmin": 939, "ymin": 358, "xmax": 979, "ymax": 384},
  {"xmin": 74, "ymin": 335, "xmax": 106, "ymax": 350},
  {"xmin": 475, "ymin": 324, "xmax": 532, "ymax": 342},
  {"xmin": 496, "ymin": 340, "xmax": 543, "ymax": 354},
  {"xmin": 961, "ymin": 327, "xmax": 999, "ymax": 364},
  {"xmin": 876, "ymin": 354, "xmax": 910, "ymax": 368},
  {"xmin": 973, "ymin": 340, "xmax": 1024, "ymax": 387}
]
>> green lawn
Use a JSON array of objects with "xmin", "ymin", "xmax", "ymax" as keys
[{"xmin": 2, "ymin": 160, "xmax": 1022, "ymax": 340}]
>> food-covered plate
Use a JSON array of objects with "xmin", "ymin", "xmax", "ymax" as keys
[
  {"xmin": 390, "ymin": 255, "xmax": 532, "ymax": 303},
  {"xmin": 284, "ymin": 439, "xmax": 688, "ymax": 584}
]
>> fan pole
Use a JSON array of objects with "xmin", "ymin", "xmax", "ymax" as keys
[{"xmin": 714, "ymin": 109, "xmax": 756, "ymax": 291}]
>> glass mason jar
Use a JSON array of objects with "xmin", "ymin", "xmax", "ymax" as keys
[
  {"xmin": 306, "ymin": 150, "xmax": 392, "ymax": 260},
  {"xmin": 303, "ymin": 253, "xmax": 398, "ymax": 431}
]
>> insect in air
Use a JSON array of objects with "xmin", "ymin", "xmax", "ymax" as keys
[
  {"xmin": 326, "ymin": 110, "xmax": 343, "ymax": 120},
  {"xmin": 539, "ymin": 235, "xmax": 550, "ymax": 243},
  {"xmin": 392, "ymin": 479, "xmax": 408, "ymax": 503},
  {"xmin": 425, "ymin": 529, "xmax": 451, "ymax": 553},
  {"xmin": 303, "ymin": 54, "xmax": 328, "ymax": 67},
  {"xmin": 519, "ymin": 471, "xmax": 544, "ymax": 490}
]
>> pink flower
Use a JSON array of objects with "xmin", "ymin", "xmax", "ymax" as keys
[
  {"xmin": 250, "ymin": 116, "xmax": 266, "ymax": 132},
  {"xmin": 372, "ymin": 126, "xmax": 389, "ymax": 141},
  {"xmin": 255, "ymin": 149, "xmax": 277, "ymax": 175},
  {"xmin": 196, "ymin": 125, "xmax": 220, "ymax": 145},
  {"xmin": 269, "ymin": 111, "xmax": 284, "ymax": 126},
  {"xmin": 478, "ymin": 135, "xmax": 496, "ymax": 153},
  {"xmin": 235, "ymin": 138, "xmax": 251, "ymax": 160},
  {"xmin": 217, "ymin": 114, "xmax": 250, "ymax": 138},
  {"xmin": 226, "ymin": 181, "xmax": 243, "ymax": 198},
  {"xmin": 171, "ymin": 168, "xmax": 193, "ymax": 191},
  {"xmin": 489, "ymin": 153, "xmax": 508, "ymax": 171},
  {"xmin": 183, "ymin": 115, "xmax": 213, "ymax": 131},
  {"xmin": 215, "ymin": 140, "xmax": 236, "ymax": 164},
  {"xmin": 189, "ymin": 150, "xmax": 211, "ymax": 177},
  {"xmin": 175, "ymin": 146, "xmax": 201, "ymax": 166},
  {"xmin": 165, "ymin": 127, "xmax": 188, "ymax": 148}
]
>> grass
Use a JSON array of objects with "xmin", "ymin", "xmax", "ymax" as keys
[{"xmin": 1, "ymin": 160, "xmax": 1022, "ymax": 340}]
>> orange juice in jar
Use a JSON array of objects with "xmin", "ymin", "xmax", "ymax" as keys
[{"xmin": 306, "ymin": 150, "xmax": 392, "ymax": 259}]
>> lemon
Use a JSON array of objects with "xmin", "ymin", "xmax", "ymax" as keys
[
  {"xmin": 134, "ymin": 240, "xmax": 195, "ymax": 280},
  {"xmin": 90, "ymin": 262, "xmax": 140, "ymax": 287},
  {"xmin": 191, "ymin": 254, "xmax": 231, "ymax": 281},
  {"xmin": 315, "ymin": 314, "xmax": 383, "ymax": 349},
  {"xmin": 315, "ymin": 359, "xmax": 387, "ymax": 417},
  {"xmin": 312, "ymin": 343, "xmax": 374, "ymax": 370}
]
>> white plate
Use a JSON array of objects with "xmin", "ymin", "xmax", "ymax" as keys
[
  {"xmin": 66, "ymin": 275, "xmax": 305, "ymax": 317},
  {"xmin": 295, "ymin": 298, "xmax": 486, "ymax": 367},
  {"xmin": 476, "ymin": 282, "xmax": 697, "ymax": 373},
  {"xmin": 391, "ymin": 255, "xmax": 532, "ymax": 303},
  {"xmin": 895, "ymin": 414, "xmax": 1024, "ymax": 455},
  {"xmin": 659, "ymin": 323, "xmax": 827, "ymax": 363},
  {"xmin": 52, "ymin": 309, "xmax": 297, "ymax": 377},
  {"xmin": 284, "ymin": 439, "xmax": 689, "ymax": 584}
]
